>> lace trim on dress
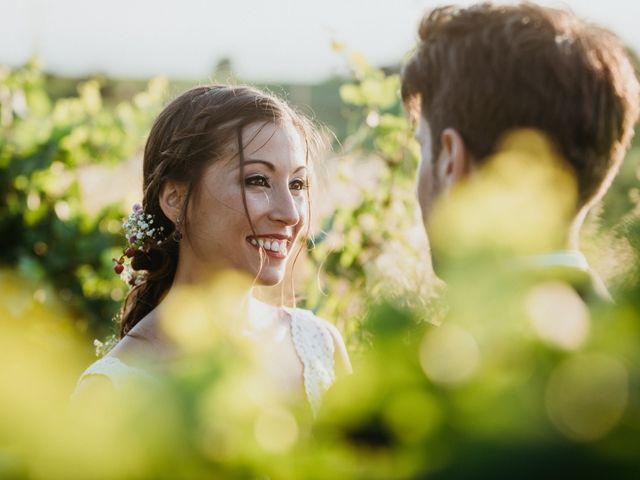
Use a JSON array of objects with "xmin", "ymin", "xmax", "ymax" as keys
[{"xmin": 287, "ymin": 308, "xmax": 336, "ymax": 416}]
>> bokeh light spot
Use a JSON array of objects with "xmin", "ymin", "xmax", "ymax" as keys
[
  {"xmin": 54, "ymin": 200, "xmax": 71, "ymax": 221},
  {"xmin": 546, "ymin": 353, "xmax": 628, "ymax": 441},
  {"xmin": 526, "ymin": 281, "xmax": 590, "ymax": 350},
  {"xmin": 419, "ymin": 324, "xmax": 479, "ymax": 385}
]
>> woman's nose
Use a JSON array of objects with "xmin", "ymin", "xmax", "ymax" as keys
[{"xmin": 269, "ymin": 187, "xmax": 302, "ymax": 226}]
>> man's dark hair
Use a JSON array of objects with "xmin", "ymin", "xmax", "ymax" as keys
[{"xmin": 401, "ymin": 2, "xmax": 640, "ymax": 208}]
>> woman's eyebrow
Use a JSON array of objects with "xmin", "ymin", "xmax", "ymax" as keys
[
  {"xmin": 242, "ymin": 159, "xmax": 308, "ymax": 174},
  {"xmin": 243, "ymin": 159, "xmax": 275, "ymax": 171}
]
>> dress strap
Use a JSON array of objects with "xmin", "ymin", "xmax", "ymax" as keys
[{"xmin": 287, "ymin": 308, "xmax": 336, "ymax": 416}]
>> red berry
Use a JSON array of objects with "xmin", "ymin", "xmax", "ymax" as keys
[
  {"xmin": 125, "ymin": 247, "xmax": 135, "ymax": 258},
  {"xmin": 114, "ymin": 264, "xmax": 124, "ymax": 274}
]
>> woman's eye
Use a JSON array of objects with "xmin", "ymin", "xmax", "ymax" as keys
[
  {"xmin": 245, "ymin": 175, "xmax": 270, "ymax": 187},
  {"xmin": 289, "ymin": 179, "xmax": 308, "ymax": 191}
]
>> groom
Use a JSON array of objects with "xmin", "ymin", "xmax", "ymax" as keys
[{"xmin": 401, "ymin": 3, "xmax": 640, "ymax": 300}]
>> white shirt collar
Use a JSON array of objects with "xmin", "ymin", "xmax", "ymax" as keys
[{"xmin": 523, "ymin": 250, "xmax": 590, "ymax": 272}]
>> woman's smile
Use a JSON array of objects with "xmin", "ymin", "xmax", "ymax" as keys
[{"xmin": 247, "ymin": 234, "xmax": 293, "ymax": 259}]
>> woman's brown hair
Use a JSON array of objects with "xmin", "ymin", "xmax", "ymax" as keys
[{"xmin": 118, "ymin": 85, "xmax": 319, "ymax": 338}]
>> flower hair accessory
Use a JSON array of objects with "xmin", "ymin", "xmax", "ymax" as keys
[{"xmin": 113, "ymin": 203, "xmax": 165, "ymax": 285}]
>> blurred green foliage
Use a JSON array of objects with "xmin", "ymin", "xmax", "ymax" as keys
[
  {"xmin": 0, "ymin": 59, "xmax": 166, "ymax": 335},
  {"xmin": 2, "ymin": 51, "xmax": 640, "ymax": 479},
  {"xmin": 303, "ymin": 51, "xmax": 439, "ymax": 348}
]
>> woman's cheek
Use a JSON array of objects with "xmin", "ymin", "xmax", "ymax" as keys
[
  {"xmin": 296, "ymin": 195, "xmax": 309, "ymax": 224},
  {"xmin": 240, "ymin": 192, "xmax": 265, "ymax": 220}
]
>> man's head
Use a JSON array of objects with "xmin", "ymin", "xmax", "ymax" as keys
[{"xmin": 401, "ymin": 3, "xmax": 639, "ymax": 229}]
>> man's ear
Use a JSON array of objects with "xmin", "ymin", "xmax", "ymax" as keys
[
  {"xmin": 159, "ymin": 181, "xmax": 187, "ymax": 224},
  {"xmin": 438, "ymin": 128, "xmax": 472, "ymax": 189}
]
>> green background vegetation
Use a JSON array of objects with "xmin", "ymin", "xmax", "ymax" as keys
[{"xmin": 2, "ymin": 49, "xmax": 640, "ymax": 478}]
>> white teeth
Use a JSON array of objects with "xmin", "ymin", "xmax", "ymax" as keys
[{"xmin": 251, "ymin": 238, "xmax": 288, "ymax": 255}]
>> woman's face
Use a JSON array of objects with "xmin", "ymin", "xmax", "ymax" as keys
[{"xmin": 183, "ymin": 121, "xmax": 309, "ymax": 285}]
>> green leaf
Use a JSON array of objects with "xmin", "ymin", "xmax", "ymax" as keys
[{"xmin": 339, "ymin": 83, "xmax": 366, "ymax": 106}]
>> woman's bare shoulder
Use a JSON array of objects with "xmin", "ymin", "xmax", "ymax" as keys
[{"xmin": 72, "ymin": 373, "xmax": 115, "ymax": 399}]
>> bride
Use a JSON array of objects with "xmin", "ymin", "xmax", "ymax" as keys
[{"xmin": 73, "ymin": 85, "xmax": 351, "ymax": 415}]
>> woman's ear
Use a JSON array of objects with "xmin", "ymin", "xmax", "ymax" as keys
[
  {"xmin": 159, "ymin": 181, "xmax": 187, "ymax": 224},
  {"xmin": 438, "ymin": 128, "xmax": 472, "ymax": 189}
]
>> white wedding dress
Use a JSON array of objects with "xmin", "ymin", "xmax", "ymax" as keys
[{"xmin": 73, "ymin": 306, "xmax": 339, "ymax": 415}]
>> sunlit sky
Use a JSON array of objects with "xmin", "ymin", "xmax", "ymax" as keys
[{"xmin": 2, "ymin": 0, "xmax": 640, "ymax": 83}]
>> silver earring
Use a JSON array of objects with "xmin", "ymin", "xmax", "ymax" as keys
[{"xmin": 172, "ymin": 216, "xmax": 183, "ymax": 242}]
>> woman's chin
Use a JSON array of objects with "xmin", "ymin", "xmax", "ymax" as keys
[{"xmin": 255, "ymin": 273, "xmax": 285, "ymax": 287}]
